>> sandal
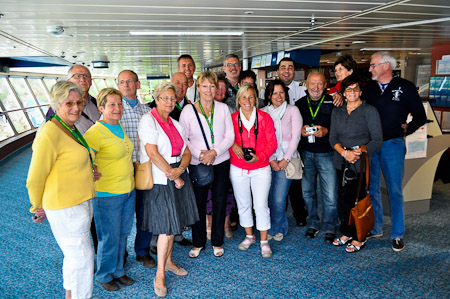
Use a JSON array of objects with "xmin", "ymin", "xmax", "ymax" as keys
[
  {"xmin": 224, "ymin": 228, "xmax": 233, "ymax": 239},
  {"xmin": 260, "ymin": 243, "xmax": 272, "ymax": 258},
  {"xmin": 345, "ymin": 241, "xmax": 366, "ymax": 253},
  {"xmin": 189, "ymin": 247, "xmax": 203, "ymax": 258},
  {"xmin": 213, "ymin": 246, "xmax": 224, "ymax": 257},
  {"xmin": 333, "ymin": 236, "xmax": 353, "ymax": 246},
  {"xmin": 238, "ymin": 235, "xmax": 256, "ymax": 250}
]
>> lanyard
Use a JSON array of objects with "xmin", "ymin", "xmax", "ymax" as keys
[
  {"xmin": 199, "ymin": 100, "xmax": 215, "ymax": 144},
  {"xmin": 307, "ymin": 95, "xmax": 325, "ymax": 126},
  {"xmin": 193, "ymin": 85, "xmax": 197, "ymax": 102},
  {"xmin": 54, "ymin": 114, "xmax": 94, "ymax": 170},
  {"xmin": 238, "ymin": 111, "xmax": 258, "ymax": 150},
  {"xmin": 175, "ymin": 96, "xmax": 187, "ymax": 111}
]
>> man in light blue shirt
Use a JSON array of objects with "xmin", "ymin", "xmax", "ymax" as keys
[{"xmin": 118, "ymin": 70, "xmax": 155, "ymax": 268}]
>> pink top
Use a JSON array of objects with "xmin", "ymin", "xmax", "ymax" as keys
[
  {"xmin": 229, "ymin": 109, "xmax": 277, "ymax": 171},
  {"xmin": 151, "ymin": 108, "xmax": 183, "ymax": 156},
  {"xmin": 179, "ymin": 101, "xmax": 234, "ymax": 165},
  {"xmin": 262, "ymin": 104, "xmax": 303, "ymax": 162}
]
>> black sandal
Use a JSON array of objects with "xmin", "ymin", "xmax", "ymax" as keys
[
  {"xmin": 345, "ymin": 241, "xmax": 366, "ymax": 253},
  {"xmin": 333, "ymin": 236, "xmax": 352, "ymax": 246}
]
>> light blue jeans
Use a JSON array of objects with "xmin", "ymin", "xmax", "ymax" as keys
[
  {"xmin": 93, "ymin": 189, "xmax": 136, "ymax": 283},
  {"xmin": 268, "ymin": 169, "xmax": 293, "ymax": 236},
  {"xmin": 369, "ymin": 137, "xmax": 406, "ymax": 239},
  {"xmin": 300, "ymin": 150, "xmax": 338, "ymax": 233}
]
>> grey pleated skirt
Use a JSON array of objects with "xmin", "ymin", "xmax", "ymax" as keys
[{"xmin": 142, "ymin": 163, "xmax": 199, "ymax": 235}]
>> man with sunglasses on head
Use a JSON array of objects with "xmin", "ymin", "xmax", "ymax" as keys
[
  {"xmin": 222, "ymin": 54, "xmax": 242, "ymax": 112},
  {"xmin": 362, "ymin": 52, "xmax": 426, "ymax": 252}
]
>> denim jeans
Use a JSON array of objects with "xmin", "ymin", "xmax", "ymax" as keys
[
  {"xmin": 369, "ymin": 137, "xmax": 406, "ymax": 239},
  {"xmin": 300, "ymin": 150, "xmax": 338, "ymax": 233},
  {"xmin": 93, "ymin": 189, "xmax": 136, "ymax": 283},
  {"xmin": 134, "ymin": 189, "xmax": 152, "ymax": 257},
  {"xmin": 268, "ymin": 169, "xmax": 292, "ymax": 236}
]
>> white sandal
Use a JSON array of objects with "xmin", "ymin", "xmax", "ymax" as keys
[
  {"xmin": 213, "ymin": 246, "xmax": 224, "ymax": 257},
  {"xmin": 189, "ymin": 247, "xmax": 203, "ymax": 258}
]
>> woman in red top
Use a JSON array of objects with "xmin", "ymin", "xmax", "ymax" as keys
[{"xmin": 229, "ymin": 84, "xmax": 277, "ymax": 258}]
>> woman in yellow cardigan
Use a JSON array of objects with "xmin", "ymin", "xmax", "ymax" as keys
[{"xmin": 27, "ymin": 81, "xmax": 96, "ymax": 299}]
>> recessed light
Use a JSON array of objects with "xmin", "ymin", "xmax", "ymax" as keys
[
  {"xmin": 244, "ymin": 11, "xmax": 254, "ymax": 15},
  {"xmin": 352, "ymin": 41, "xmax": 366, "ymax": 44},
  {"xmin": 130, "ymin": 31, "xmax": 244, "ymax": 36}
]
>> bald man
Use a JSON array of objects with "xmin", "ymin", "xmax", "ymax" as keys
[{"xmin": 295, "ymin": 72, "xmax": 338, "ymax": 244}]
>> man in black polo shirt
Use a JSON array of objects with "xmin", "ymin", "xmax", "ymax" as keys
[
  {"xmin": 362, "ymin": 51, "xmax": 426, "ymax": 252},
  {"xmin": 296, "ymin": 72, "xmax": 338, "ymax": 243}
]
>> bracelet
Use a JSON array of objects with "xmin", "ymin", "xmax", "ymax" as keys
[
  {"xmin": 344, "ymin": 150, "xmax": 347, "ymax": 159},
  {"xmin": 179, "ymin": 166, "xmax": 185, "ymax": 173}
]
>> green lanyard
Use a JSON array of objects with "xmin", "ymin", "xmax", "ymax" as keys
[
  {"xmin": 307, "ymin": 95, "xmax": 325, "ymax": 126},
  {"xmin": 175, "ymin": 96, "xmax": 189, "ymax": 111},
  {"xmin": 199, "ymin": 101, "xmax": 215, "ymax": 144},
  {"xmin": 54, "ymin": 114, "xmax": 94, "ymax": 170}
]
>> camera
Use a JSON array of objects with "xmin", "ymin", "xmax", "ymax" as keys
[
  {"xmin": 242, "ymin": 148, "xmax": 256, "ymax": 161},
  {"xmin": 306, "ymin": 126, "xmax": 318, "ymax": 143}
]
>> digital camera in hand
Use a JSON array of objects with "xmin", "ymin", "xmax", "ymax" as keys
[
  {"xmin": 306, "ymin": 126, "xmax": 318, "ymax": 143},
  {"xmin": 243, "ymin": 148, "xmax": 256, "ymax": 161}
]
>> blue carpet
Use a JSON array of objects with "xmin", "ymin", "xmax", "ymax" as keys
[{"xmin": 0, "ymin": 146, "xmax": 449, "ymax": 298}]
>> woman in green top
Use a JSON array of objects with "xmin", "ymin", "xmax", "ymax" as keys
[{"xmin": 84, "ymin": 88, "xmax": 135, "ymax": 292}]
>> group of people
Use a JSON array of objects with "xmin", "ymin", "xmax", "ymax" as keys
[{"xmin": 26, "ymin": 51, "xmax": 426, "ymax": 298}]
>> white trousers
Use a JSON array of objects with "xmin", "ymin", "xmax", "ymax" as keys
[
  {"xmin": 229, "ymin": 165, "xmax": 272, "ymax": 231},
  {"xmin": 45, "ymin": 200, "xmax": 94, "ymax": 299}
]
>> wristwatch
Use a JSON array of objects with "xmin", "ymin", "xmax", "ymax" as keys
[{"xmin": 179, "ymin": 165, "xmax": 186, "ymax": 173}]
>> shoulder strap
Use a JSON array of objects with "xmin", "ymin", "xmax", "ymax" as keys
[
  {"xmin": 355, "ymin": 145, "xmax": 370, "ymax": 203},
  {"xmin": 192, "ymin": 104, "xmax": 210, "ymax": 150}
]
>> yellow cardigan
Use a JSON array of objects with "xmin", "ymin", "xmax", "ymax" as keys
[{"xmin": 27, "ymin": 121, "xmax": 96, "ymax": 213}]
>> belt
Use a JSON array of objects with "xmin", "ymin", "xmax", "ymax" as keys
[{"xmin": 168, "ymin": 155, "xmax": 182, "ymax": 164}]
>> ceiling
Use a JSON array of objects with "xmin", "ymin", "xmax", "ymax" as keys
[{"xmin": 0, "ymin": 0, "xmax": 449, "ymax": 77}]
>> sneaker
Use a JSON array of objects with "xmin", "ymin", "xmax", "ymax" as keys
[
  {"xmin": 273, "ymin": 233, "xmax": 284, "ymax": 242},
  {"xmin": 260, "ymin": 243, "xmax": 273, "ymax": 258},
  {"xmin": 367, "ymin": 232, "xmax": 383, "ymax": 240},
  {"xmin": 392, "ymin": 238, "xmax": 405, "ymax": 252},
  {"xmin": 238, "ymin": 235, "xmax": 256, "ymax": 250},
  {"xmin": 305, "ymin": 228, "xmax": 319, "ymax": 239}
]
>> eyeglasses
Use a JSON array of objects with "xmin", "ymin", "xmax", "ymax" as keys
[
  {"xmin": 118, "ymin": 79, "xmax": 137, "ymax": 85},
  {"xmin": 70, "ymin": 73, "xmax": 91, "ymax": 79},
  {"xmin": 344, "ymin": 87, "xmax": 361, "ymax": 93},
  {"xmin": 158, "ymin": 96, "xmax": 177, "ymax": 103},
  {"xmin": 226, "ymin": 63, "xmax": 240, "ymax": 68},
  {"xmin": 369, "ymin": 62, "xmax": 386, "ymax": 68},
  {"xmin": 64, "ymin": 100, "xmax": 84, "ymax": 107}
]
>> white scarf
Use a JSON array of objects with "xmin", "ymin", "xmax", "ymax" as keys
[
  {"xmin": 266, "ymin": 101, "xmax": 287, "ymax": 160},
  {"xmin": 239, "ymin": 107, "xmax": 256, "ymax": 133}
]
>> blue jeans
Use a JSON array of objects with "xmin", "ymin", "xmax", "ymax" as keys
[
  {"xmin": 135, "ymin": 189, "xmax": 152, "ymax": 257},
  {"xmin": 369, "ymin": 137, "xmax": 406, "ymax": 239},
  {"xmin": 93, "ymin": 189, "xmax": 136, "ymax": 283},
  {"xmin": 268, "ymin": 169, "xmax": 292, "ymax": 236},
  {"xmin": 300, "ymin": 151, "xmax": 338, "ymax": 233}
]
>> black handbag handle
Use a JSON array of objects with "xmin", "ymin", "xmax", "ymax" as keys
[
  {"xmin": 355, "ymin": 147, "xmax": 370, "ymax": 204},
  {"xmin": 192, "ymin": 104, "xmax": 210, "ymax": 151}
]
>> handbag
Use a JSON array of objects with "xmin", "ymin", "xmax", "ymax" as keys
[
  {"xmin": 134, "ymin": 115, "xmax": 154, "ymax": 191},
  {"xmin": 348, "ymin": 146, "xmax": 374, "ymax": 242},
  {"xmin": 188, "ymin": 104, "xmax": 214, "ymax": 187},
  {"xmin": 285, "ymin": 151, "xmax": 303, "ymax": 180}
]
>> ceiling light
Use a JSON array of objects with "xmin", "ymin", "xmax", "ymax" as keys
[
  {"xmin": 360, "ymin": 48, "xmax": 421, "ymax": 51},
  {"xmin": 129, "ymin": 31, "xmax": 244, "ymax": 36},
  {"xmin": 244, "ymin": 11, "xmax": 254, "ymax": 15},
  {"xmin": 352, "ymin": 41, "xmax": 366, "ymax": 44},
  {"xmin": 125, "ymin": 55, "xmax": 179, "ymax": 58}
]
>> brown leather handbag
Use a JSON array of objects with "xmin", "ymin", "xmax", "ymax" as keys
[{"xmin": 348, "ymin": 146, "xmax": 374, "ymax": 242}]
